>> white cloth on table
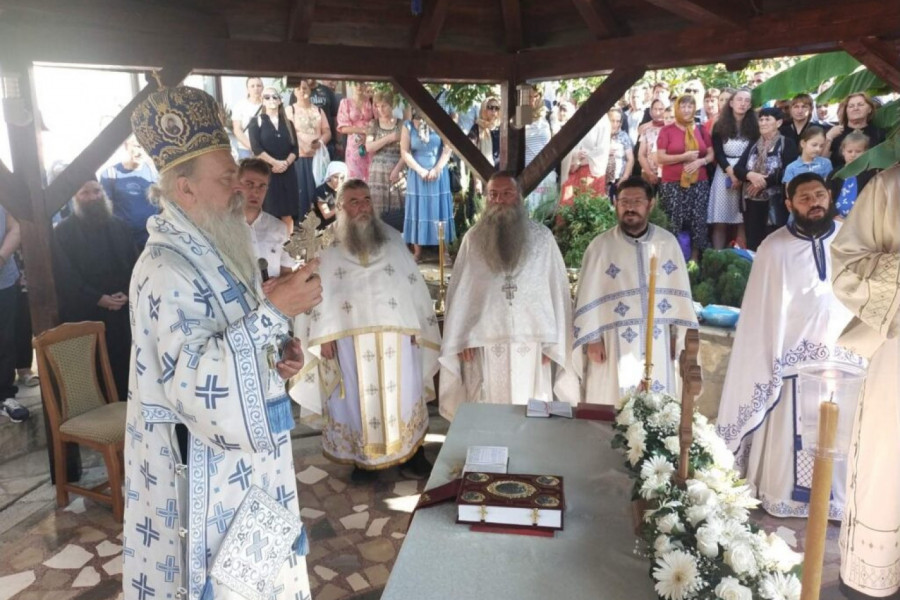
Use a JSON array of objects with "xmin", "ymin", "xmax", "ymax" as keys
[
  {"xmin": 573, "ymin": 224, "xmax": 698, "ymax": 405},
  {"xmin": 716, "ymin": 224, "xmax": 858, "ymax": 519},
  {"xmin": 707, "ymin": 137, "xmax": 749, "ymax": 224},
  {"xmin": 439, "ymin": 220, "xmax": 578, "ymax": 420}
]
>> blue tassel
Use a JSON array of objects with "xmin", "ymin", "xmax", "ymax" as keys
[
  {"xmin": 292, "ymin": 525, "xmax": 309, "ymax": 556},
  {"xmin": 411, "ymin": 0, "xmax": 422, "ymax": 16},
  {"xmin": 266, "ymin": 394, "xmax": 295, "ymax": 434},
  {"xmin": 200, "ymin": 578, "xmax": 213, "ymax": 600}
]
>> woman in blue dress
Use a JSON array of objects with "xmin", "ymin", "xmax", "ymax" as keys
[{"xmin": 400, "ymin": 112, "xmax": 455, "ymax": 262}]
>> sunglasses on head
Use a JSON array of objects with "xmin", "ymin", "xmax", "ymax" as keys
[
  {"xmin": 685, "ymin": 88, "xmax": 698, "ymax": 94},
  {"xmin": 263, "ymin": 94, "xmax": 280, "ymax": 101}
]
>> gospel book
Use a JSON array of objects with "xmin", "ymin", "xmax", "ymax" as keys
[
  {"xmin": 526, "ymin": 399, "xmax": 573, "ymax": 418},
  {"xmin": 456, "ymin": 472, "xmax": 565, "ymax": 531}
]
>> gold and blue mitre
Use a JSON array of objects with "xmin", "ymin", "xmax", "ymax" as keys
[{"xmin": 131, "ymin": 85, "xmax": 231, "ymax": 173}]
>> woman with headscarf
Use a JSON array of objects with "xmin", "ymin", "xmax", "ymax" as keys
[
  {"xmin": 559, "ymin": 107, "xmax": 611, "ymax": 208},
  {"xmin": 365, "ymin": 90, "xmax": 405, "ymax": 230},
  {"xmin": 656, "ymin": 94, "xmax": 714, "ymax": 261},
  {"xmin": 734, "ymin": 107, "xmax": 798, "ymax": 251},
  {"xmin": 825, "ymin": 92, "xmax": 885, "ymax": 170},
  {"xmin": 248, "ymin": 86, "xmax": 299, "ymax": 230},
  {"xmin": 468, "ymin": 96, "xmax": 502, "ymax": 168},
  {"xmin": 313, "ymin": 161, "xmax": 348, "ymax": 230}
]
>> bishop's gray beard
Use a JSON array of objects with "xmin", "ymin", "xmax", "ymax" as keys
[
  {"xmin": 336, "ymin": 212, "xmax": 389, "ymax": 257},
  {"xmin": 470, "ymin": 202, "xmax": 529, "ymax": 274},
  {"xmin": 191, "ymin": 193, "xmax": 258, "ymax": 287}
]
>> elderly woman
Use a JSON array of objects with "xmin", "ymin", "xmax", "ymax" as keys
[
  {"xmin": 734, "ymin": 107, "xmax": 798, "ymax": 251},
  {"xmin": 337, "ymin": 81, "xmax": 375, "ymax": 180},
  {"xmin": 709, "ymin": 88, "xmax": 758, "ymax": 249},
  {"xmin": 365, "ymin": 90, "xmax": 404, "ymax": 230},
  {"xmin": 468, "ymin": 96, "xmax": 502, "ymax": 167},
  {"xmin": 401, "ymin": 110, "xmax": 454, "ymax": 262},
  {"xmin": 559, "ymin": 108, "xmax": 611, "ymax": 207},
  {"xmin": 248, "ymin": 87, "xmax": 299, "ymax": 230},
  {"xmin": 605, "ymin": 107, "xmax": 634, "ymax": 199},
  {"xmin": 285, "ymin": 79, "xmax": 331, "ymax": 220},
  {"xmin": 656, "ymin": 94, "xmax": 714, "ymax": 261},
  {"xmin": 826, "ymin": 92, "xmax": 885, "ymax": 169}
]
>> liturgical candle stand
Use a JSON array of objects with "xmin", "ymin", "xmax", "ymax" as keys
[{"xmin": 796, "ymin": 362, "xmax": 866, "ymax": 600}]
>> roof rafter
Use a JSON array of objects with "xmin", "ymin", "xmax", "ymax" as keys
[
  {"xmin": 571, "ymin": 0, "xmax": 628, "ymax": 39},
  {"xmin": 841, "ymin": 37, "xmax": 900, "ymax": 92},
  {"xmin": 413, "ymin": 0, "xmax": 451, "ymax": 49},
  {"xmin": 500, "ymin": 0, "xmax": 523, "ymax": 52},
  {"xmin": 286, "ymin": 0, "xmax": 316, "ymax": 43},
  {"xmin": 639, "ymin": 0, "xmax": 753, "ymax": 28}
]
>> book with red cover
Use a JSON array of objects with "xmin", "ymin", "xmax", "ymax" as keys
[{"xmin": 456, "ymin": 472, "xmax": 565, "ymax": 531}]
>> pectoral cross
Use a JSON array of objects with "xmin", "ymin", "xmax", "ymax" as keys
[
  {"xmin": 479, "ymin": 505, "xmax": 488, "ymax": 522},
  {"xmin": 502, "ymin": 276, "xmax": 518, "ymax": 304},
  {"xmin": 530, "ymin": 508, "xmax": 540, "ymax": 526}
]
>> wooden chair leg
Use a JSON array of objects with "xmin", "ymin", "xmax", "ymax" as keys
[
  {"xmin": 53, "ymin": 438, "xmax": 69, "ymax": 509},
  {"xmin": 104, "ymin": 445, "xmax": 125, "ymax": 523}
]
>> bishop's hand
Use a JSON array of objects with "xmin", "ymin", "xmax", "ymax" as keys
[
  {"xmin": 321, "ymin": 341, "xmax": 337, "ymax": 360},
  {"xmin": 266, "ymin": 259, "xmax": 323, "ymax": 317},
  {"xmin": 459, "ymin": 348, "xmax": 476, "ymax": 362},
  {"xmin": 587, "ymin": 340, "xmax": 606, "ymax": 364},
  {"xmin": 276, "ymin": 338, "xmax": 304, "ymax": 379}
]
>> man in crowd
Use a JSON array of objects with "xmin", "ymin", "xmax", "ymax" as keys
[
  {"xmin": 291, "ymin": 179, "xmax": 440, "ymax": 481},
  {"xmin": 100, "ymin": 135, "xmax": 158, "ymax": 250},
  {"xmin": 51, "ymin": 179, "xmax": 138, "ymax": 401},
  {"xmin": 240, "ymin": 158, "xmax": 296, "ymax": 279},
  {"xmin": 574, "ymin": 177, "xmax": 697, "ymax": 404},
  {"xmin": 307, "ymin": 78, "xmax": 339, "ymax": 159},
  {"xmin": 0, "ymin": 205, "xmax": 28, "ymax": 422},
  {"xmin": 831, "ymin": 165, "xmax": 900, "ymax": 598},
  {"xmin": 124, "ymin": 85, "xmax": 320, "ymax": 600},
  {"xmin": 717, "ymin": 173, "xmax": 856, "ymax": 519},
  {"xmin": 439, "ymin": 171, "xmax": 578, "ymax": 420}
]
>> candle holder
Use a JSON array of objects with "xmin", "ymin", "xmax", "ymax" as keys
[
  {"xmin": 566, "ymin": 268, "xmax": 580, "ymax": 301},
  {"xmin": 435, "ymin": 220, "xmax": 447, "ymax": 316},
  {"xmin": 796, "ymin": 361, "xmax": 866, "ymax": 600}
]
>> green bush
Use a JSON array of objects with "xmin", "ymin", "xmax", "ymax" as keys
[{"xmin": 689, "ymin": 249, "xmax": 751, "ymax": 308}]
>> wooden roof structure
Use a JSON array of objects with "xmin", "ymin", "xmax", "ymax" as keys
[{"xmin": 0, "ymin": 0, "xmax": 899, "ymax": 333}]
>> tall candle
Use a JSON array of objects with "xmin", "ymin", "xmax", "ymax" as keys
[
  {"xmin": 438, "ymin": 221, "xmax": 445, "ymax": 286},
  {"xmin": 644, "ymin": 251, "xmax": 658, "ymax": 386}
]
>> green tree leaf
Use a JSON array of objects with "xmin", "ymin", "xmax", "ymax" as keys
[
  {"xmin": 751, "ymin": 52, "xmax": 860, "ymax": 106},
  {"xmin": 816, "ymin": 69, "xmax": 889, "ymax": 105},
  {"xmin": 835, "ymin": 135, "xmax": 900, "ymax": 178}
]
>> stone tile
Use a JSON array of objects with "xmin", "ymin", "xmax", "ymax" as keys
[
  {"xmin": 307, "ymin": 518, "xmax": 337, "ymax": 542},
  {"xmin": 328, "ymin": 478, "xmax": 347, "ymax": 494},
  {"xmin": 8, "ymin": 545, "xmax": 45, "ymax": 571},
  {"xmin": 357, "ymin": 538, "xmax": 395, "ymax": 563},
  {"xmin": 392, "ymin": 480, "xmax": 419, "ymax": 497},
  {"xmin": 365, "ymin": 517, "xmax": 389, "ymax": 538},
  {"xmin": 75, "ymin": 526, "xmax": 107, "ymax": 544},
  {"xmin": 43, "ymin": 544, "xmax": 93, "ymax": 569},
  {"xmin": 0, "ymin": 570, "xmax": 36, "ymax": 600},
  {"xmin": 18, "ymin": 592, "xmax": 80, "ymax": 600},
  {"xmin": 63, "ymin": 497, "xmax": 87, "ymax": 514},
  {"xmin": 95, "ymin": 540, "xmax": 121, "ymax": 558},
  {"xmin": 315, "ymin": 583, "xmax": 349, "ymax": 600},
  {"xmin": 352, "ymin": 504, "xmax": 368, "ymax": 513},
  {"xmin": 774, "ymin": 525, "xmax": 798, "ymax": 547},
  {"xmin": 390, "ymin": 532, "xmax": 406, "ymax": 539},
  {"xmin": 300, "ymin": 507, "xmax": 325, "ymax": 520},
  {"xmin": 40, "ymin": 568, "xmax": 73, "ymax": 588},
  {"xmin": 329, "ymin": 553, "xmax": 361, "ymax": 573},
  {"xmin": 346, "ymin": 572, "xmax": 368, "ymax": 592},
  {"xmin": 296, "ymin": 466, "xmax": 329, "ymax": 485},
  {"xmin": 72, "ymin": 566, "xmax": 101, "ymax": 587},
  {"xmin": 101, "ymin": 554, "xmax": 122, "ymax": 576},
  {"xmin": 313, "ymin": 565, "xmax": 338, "ymax": 581},
  {"xmin": 363, "ymin": 564, "xmax": 390, "ymax": 588},
  {"xmin": 348, "ymin": 589, "xmax": 385, "ymax": 600},
  {"xmin": 339, "ymin": 511, "xmax": 369, "ymax": 530}
]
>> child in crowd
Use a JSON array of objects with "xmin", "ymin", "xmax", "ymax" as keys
[
  {"xmin": 828, "ymin": 132, "xmax": 874, "ymax": 219},
  {"xmin": 782, "ymin": 126, "xmax": 832, "ymax": 184},
  {"xmin": 662, "ymin": 106, "xmax": 675, "ymax": 126},
  {"xmin": 313, "ymin": 161, "xmax": 347, "ymax": 230}
]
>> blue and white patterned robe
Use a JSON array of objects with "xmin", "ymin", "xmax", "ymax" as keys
[{"xmin": 123, "ymin": 203, "xmax": 311, "ymax": 600}]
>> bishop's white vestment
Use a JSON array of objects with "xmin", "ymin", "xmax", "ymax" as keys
[
  {"xmin": 291, "ymin": 229, "xmax": 441, "ymax": 469},
  {"xmin": 439, "ymin": 220, "xmax": 579, "ymax": 420},
  {"xmin": 716, "ymin": 223, "xmax": 859, "ymax": 520},
  {"xmin": 124, "ymin": 203, "xmax": 311, "ymax": 600},
  {"xmin": 831, "ymin": 165, "xmax": 900, "ymax": 597},
  {"xmin": 574, "ymin": 224, "xmax": 698, "ymax": 404}
]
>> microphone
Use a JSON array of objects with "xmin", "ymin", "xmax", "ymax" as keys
[{"xmin": 258, "ymin": 258, "xmax": 270, "ymax": 282}]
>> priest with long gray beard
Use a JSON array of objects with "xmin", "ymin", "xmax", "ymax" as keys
[
  {"xmin": 291, "ymin": 179, "xmax": 441, "ymax": 481},
  {"xmin": 439, "ymin": 171, "xmax": 579, "ymax": 421}
]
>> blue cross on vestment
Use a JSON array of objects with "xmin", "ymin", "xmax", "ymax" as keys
[
  {"xmin": 136, "ymin": 516, "xmax": 160, "ymax": 547},
  {"xmin": 140, "ymin": 460, "xmax": 157, "ymax": 490},
  {"xmin": 169, "ymin": 308, "xmax": 201, "ymax": 335},
  {"xmin": 246, "ymin": 530, "xmax": 270, "ymax": 562},
  {"xmin": 148, "ymin": 294, "xmax": 161, "ymax": 321},
  {"xmin": 192, "ymin": 279, "xmax": 214, "ymax": 317},
  {"xmin": 156, "ymin": 498, "xmax": 179, "ymax": 529},
  {"xmin": 270, "ymin": 435, "xmax": 287, "ymax": 460},
  {"xmin": 218, "ymin": 265, "xmax": 250, "ymax": 313},
  {"xmin": 275, "ymin": 485, "xmax": 295, "ymax": 508},
  {"xmin": 182, "ymin": 345, "xmax": 201, "ymax": 370},
  {"xmin": 195, "ymin": 374, "xmax": 229, "ymax": 409},
  {"xmin": 228, "ymin": 459, "xmax": 253, "ymax": 490},
  {"xmin": 126, "ymin": 422, "xmax": 143, "ymax": 448},
  {"xmin": 135, "ymin": 347, "xmax": 147, "ymax": 376},
  {"xmin": 208, "ymin": 449, "xmax": 225, "ymax": 475},
  {"xmin": 131, "ymin": 573, "xmax": 156, "ymax": 600},
  {"xmin": 207, "ymin": 502, "xmax": 235, "ymax": 534},
  {"xmin": 125, "ymin": 477, "xmax": 140, "ymax": 507},
  {"xmin": 175, "ymin": 400, "xmax": 197, "ymax": 423},
  {"xmin": 158, "ymin": 352, "xmax": 176, "ymax": 384},
  {"xmin": 211, "ymin": 434, "xmax": 240, "ymax": 451},
  {"xmin": 156, "ymin": 554, "xmax": 180, "ymax": 583}
]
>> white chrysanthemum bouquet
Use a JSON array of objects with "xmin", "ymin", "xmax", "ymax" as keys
[{"xmin": 612, "ymin": 391, "xmax": 804, "ymax": 600}]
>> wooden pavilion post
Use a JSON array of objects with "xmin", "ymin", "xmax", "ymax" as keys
[{"xmin": 499, "ymin": 77, "xmax": 523, "ymax": 174}]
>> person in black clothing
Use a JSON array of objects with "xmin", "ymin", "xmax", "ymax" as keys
[
  {"xmin": 825, "ymin": 92, "xmax": 886, "ymax": 170},
  {"xmin": 248, "ymin": 87, "xmax": 300, "ymax": 228},
  {"xmin": 734, "ymin": 107, "xmax": 799, "ymax": 251},
  {"xmin": 779, "ymin": 93, "xmax": 821, "ymax": 148},
  {"xmin": 313, "ymin": 161, "xmax": 348, "ymax": 230},
  {"xmin": 51, "ymin": 180, "xmax": 138, "ymax": 401}
]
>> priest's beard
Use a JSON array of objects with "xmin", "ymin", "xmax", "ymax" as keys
[
  {"xmin": 191, "ymin": 194, "xmax": 258, "ymax": 286},
  {"xmin": 73, "ymin": 196, "xmax": 113, "ymax": 224},
  {"xmin": 793, "ymin": 203, "xmax": 836, "ymax": 238},
  {"xmin": 336, "ymin": 212, "xmax": 389, "ymax": 257},
  {"xmin": 471, "ymin": 202, "xmax": 529, "ymax": 274}
]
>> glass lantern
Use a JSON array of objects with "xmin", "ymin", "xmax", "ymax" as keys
[{"xmin": 796, "ymin": 360, "xmax": 866, "ymax": 458}]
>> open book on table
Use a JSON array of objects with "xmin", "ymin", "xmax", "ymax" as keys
[
  {"xmin": 463, "ymin": 446, "xmax": 508, "ymax": 474},
  {"xmin": 526, "ymin": 398, "xmax": 573, "ymax": 419}
]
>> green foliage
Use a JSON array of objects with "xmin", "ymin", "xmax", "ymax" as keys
[
  {"xmin": 687, "ymin": 260, "xmax": 700, "ymax": 286},
  {"xmin": 690, "ymin": 249, "xmax": 750, "ymax": 307},
  {"xmin": 554, "ymin": 191, "xmax": 620, "ymax": 269},
  {"xmin": 837, "ymin": 134, "xmax": 900, "ymax": 178},
  {"xmin": 750, "ymin": 52, "xmax": 861, "ymax": 106},
  {"xmin": 815, "ymin": 69, "xmax": 889, "ymax": 105},
  {"xmin": 422, "ymin": 83, "xmax": 497, "ymax": 113}
]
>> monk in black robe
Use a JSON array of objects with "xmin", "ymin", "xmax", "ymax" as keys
[{"xmin": 52, "ymin": 180, "xmax": 138, "ymax": 400}]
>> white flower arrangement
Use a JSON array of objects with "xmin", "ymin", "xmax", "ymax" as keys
[{"xmin": 612, "ymin": 391, "xmax": 804, "ymax": 600}]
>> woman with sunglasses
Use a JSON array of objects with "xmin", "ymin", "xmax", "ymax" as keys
[
  {"xmin": 468, "ymin": 97, "xmax": 502, "ymax": 167},
  {"xmin": 248, "ymin": 87, "xmax": 300, "ymax": 231}
]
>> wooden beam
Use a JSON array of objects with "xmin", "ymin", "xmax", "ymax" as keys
[
  {"xmin": 286, "ymin": 0, "xmax": 316, "ymax": 43},
  {"xmin": 391, "ymin": 76, "xmax": 496, "ymax": 185},
  {"xmin": 517, "ymin": 0, "xmax": 900, "ymax": 80},
  {"xmin": 499, "ymin": 79, "xmax": 523, "ymax": 173},
  {"xmin": 43, "ymin": 66, "xmax": 190, "ymax": 217},
  {"xmin": 0, "ymin": 21, "xmax": 512, "ymax": 83},
  {"xmin": 571, "ymin": 0, "xmax": 628, "ymax": 39},
  {"xmin": 639, "ymin": 0, "xmax": 753, "ymax": 28},
  {"xmin": 500, "ymin": 0, "xmax": 523, "ymax": 52},
  {"xmin": 842, "ymin": 37, "xmax": 900, "ymax": 92},
  {"xmin": 413, "ymin": 0, "xmax": 450, "ymax": 50},
  {"xmin": 518, "ymin": 67, "xmax": 644, "ymax": 196},
  {"xmin": 0, "ymin": 158, "xmax": 31, "ymax": 221}
]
